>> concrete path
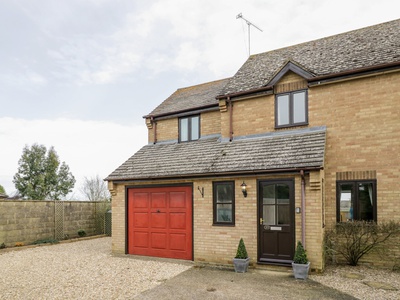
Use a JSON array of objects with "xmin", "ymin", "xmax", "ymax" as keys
[{"xmin": 136, "ymin": 266, "xmax": 357, "ymax": 300}]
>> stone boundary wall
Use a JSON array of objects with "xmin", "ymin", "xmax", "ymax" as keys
[{"xmin": 0, "ymin": 200, "xmax": 110, "ymax": 247}]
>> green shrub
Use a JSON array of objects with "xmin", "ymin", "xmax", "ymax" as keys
[
  {"xmin": 0, "ymin": 242, "xmax": 6, "ymax": 249},
  {"xmin": 32, "ymin": 239, "xmax": 59, "ymax": 245},
  {"xmin": 235, "ymin": 238, "xmax": 248, "ymax": 259},
  {"xmin": 78, "ymin": 229, "xmax": 87, "ymax": 237},
  {"xmin": 293, "ymin": 241, "xmax": 308, "ymax": 264}
]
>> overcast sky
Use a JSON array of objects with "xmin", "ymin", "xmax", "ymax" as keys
[{"xmin": 1, "ymin": 0, "xmax": 399, "ymax": 199}]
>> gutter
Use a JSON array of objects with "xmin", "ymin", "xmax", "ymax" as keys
[
  {"xmin": 144, "ymin": 103, "xmax": 218, "ymax": 119},
  {"xmin": 216, "ymin": 85, "xmax": 273, "ymax": 100},
  {"xmin": 105, "ymin": 166, "xmax": 323, "ymax": 183},
  {"xmin": 308, "ymin": 61, "xmax": 400, "ymax": 86},
  {"xmin": 217, "ymin": 61, "xmax": 400, "ymax": 100}
]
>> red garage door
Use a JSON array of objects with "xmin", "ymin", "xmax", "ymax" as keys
[{"xmin": 127, "ymin": 186, "xmax": 193, "ymax": 260}]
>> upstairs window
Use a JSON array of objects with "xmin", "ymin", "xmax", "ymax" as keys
[
  {"xmin": 275, "ymin": 90, "xmax": 308, "ymax": 128},
  {"xmin": 179, "ymin": 115, "xmax": 200, "ymax": 142},
  {"xmin": 337, "ymin": 180, "xmax": 377, "ymax": 222}
]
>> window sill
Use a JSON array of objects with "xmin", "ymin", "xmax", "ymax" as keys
[
  {"xmin": 275, "ymin": 123, "xmax": 309, "ymax": 130},
  {"xmin": 178, "ymin": 139, "xmax": 200, "ymax": 143},
  {"xmin": 212, "ymin": 223, "xmax": 235, "ymax": 227}
]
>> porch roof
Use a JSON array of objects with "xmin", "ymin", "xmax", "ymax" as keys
[{"xmin": 106, "ymin": 127, "xmax": 326, "ymax": 181}]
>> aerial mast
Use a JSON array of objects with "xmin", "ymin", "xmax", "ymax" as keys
[{"xmin": 236, "ymin": 13, "xmax": 263, "ymax": 56}]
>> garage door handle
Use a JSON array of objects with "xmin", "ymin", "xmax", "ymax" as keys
[{"xmin": 156, "ymin": 210, "xmax": 160, "ymax": 213}]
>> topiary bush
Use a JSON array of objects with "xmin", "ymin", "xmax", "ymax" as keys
[
  {"xmin": 293, "ymin": 241, "xmax": 308, "ymax": 264},
  {"xmin": 78, "ymin": 229, "xmax": 87, "ymax": 237},
  {"xmin": 235, "ymin": 238, "xmax": 249, "ymax": 259}
]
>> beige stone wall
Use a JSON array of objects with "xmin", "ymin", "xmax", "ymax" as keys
[
  {"xmin": 228, "ymin": 96, "xmax": 275, "ymax": 138},
  {"xmin": 0, "ymin": 200, "xmax": 109, "ymax": 246},
  {"xmin": 359, "ymin": 235, "xmax": 400, "ymax": 269},
  {"xmin": 147, "ymin": 110, "xmax": 221, "ymax": 143},
  {"xmin": 326, "ymin": 230, "xmax": 400, "ymax": 269},
  {"xmin": 63, "ymin": 201, "xmax": 105, "ymax": 237},
  {"xmin": 109, "ymin": 182, "xmax": 126, "ymax": 254},
  {"xmin": 120, "ymin": 70, "xmax": 400, "ymax": 270},
  {"xmin": 148, "ymin": 118, "xmax": 177, "ymax": 143},
  {"xmin": 193, "ymin": 178, "xmax": 258, "ymax": 265},
  {"xmin": 217, "ymin": 71, "xmax": 400, "ymax": 227},
  {"xmin": 219, "ymin": 71, "xmax": 310, "ymax": 140},
  {"xmin": 307, "ymin": 72, "xmax": 400, "ymax": 225},
  {"xmin": 201, "ymin": 110, "xmax": 220, "ymax": 137},
  {"xmin": 0, "ymin": 200, "xmax": 54, "ymax": 246},
  {"xmin": 110, "ymin": 173, "xmax": 325, "ymax": 271}
]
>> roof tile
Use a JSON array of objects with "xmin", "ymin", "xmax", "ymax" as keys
[
  {"xmin": 147, "ymin": 78, "xmax": 230, "ymax": 117},
  {"xmin": 221, "ymin": 19, "xmax": 400, "ymax": 95},
  {"xmin": 106, "ymin": 127, "xmax": 326, "ymax": 181}
]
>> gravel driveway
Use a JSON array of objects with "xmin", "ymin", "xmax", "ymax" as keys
[
  {"xmin": 1, "ymin": 237, "xmax": 399, "ymax": 299},
  {"xmin": 0, "ymin": 237, "xmax": 191, "ymax": 299}
]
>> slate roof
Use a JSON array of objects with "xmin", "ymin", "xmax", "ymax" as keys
[
  {"xmin": 221, "ymin": 19, "xmax": 400, "ymax": 95},
  {"xmin": 106, "ymin": 127, "xmax": 326, "ymax": 181},
  {"xmin": 146, "ymin": 78, "xmax": 231, "ymax": 117}
]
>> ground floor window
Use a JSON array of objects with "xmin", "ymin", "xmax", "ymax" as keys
[
  {"xmin": 213, "ymin": 181, "xmax": 235, "ymax": 225},
  {"xmin": 337, "ymin": 180, "xmax": 377, "ymax": 222}
]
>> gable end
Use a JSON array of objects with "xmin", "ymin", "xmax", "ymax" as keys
[{"xmin": 267, "ymin": 61, "xmax": 314, "ymax": 87}]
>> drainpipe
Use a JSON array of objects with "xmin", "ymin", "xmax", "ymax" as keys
[
  {"xmin": 300, "ymin": 170, "xmax": 306, "ymax": 248},
  {"xmin": 228, "ymin": 97, "xmax": 233, "ymax": 141},
  {"xmin": 152, "ymin": 117, "xmax": 157, "ymax": 144}
]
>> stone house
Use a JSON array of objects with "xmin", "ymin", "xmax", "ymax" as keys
[{"xmin": 106, "ymin": 19, "xmax": 400, "ymax": 271}]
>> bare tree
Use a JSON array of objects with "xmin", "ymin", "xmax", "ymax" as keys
[
  {"xmin": 80, "ymin": 175, "xmax": 110, "ymax": 201},
  {"xmin": 325, "ymin": 220, "xmax": 400, "ymax": 266}
]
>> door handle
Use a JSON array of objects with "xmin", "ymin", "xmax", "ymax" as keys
[{"xmin": 260, "ymin": 218, "xmax": 264, "ymax": 225}]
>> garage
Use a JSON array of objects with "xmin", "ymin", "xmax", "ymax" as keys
[{"xmin": 127, "ymin": 186, "xmax": 193, "ymax": 260}]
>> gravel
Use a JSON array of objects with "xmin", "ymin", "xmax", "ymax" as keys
[
  {"xmin": 0, "ymin": 237, "xmax": 191, "ymax": 299},
  {"xmin": 1, "ymin": 237, "xmax": 399, "ymax": 299},
  {"xmin": 310, "ymin": 265, "xmax": 400, "ymax": 300}
]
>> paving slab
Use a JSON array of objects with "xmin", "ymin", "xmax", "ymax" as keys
[
  {"xmin": 363, "ymin": 281, "xmax": 398, "ymax": 291},
  {"xmin": 136, "ymin": 266, "xmax": 358, "ymax": 300},
  {"xmin": 341, "ymin": 272, "xmax": 366, "ymax": 280}
]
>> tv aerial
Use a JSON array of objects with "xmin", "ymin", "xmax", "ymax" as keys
[{"xmin": 236, "ymin": 13, "xmax": 263, "ymax": 56}]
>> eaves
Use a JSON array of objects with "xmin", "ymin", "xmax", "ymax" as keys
[
  {"xmin": 106, "ymin": 165, "xmax": 324, "ymax": 183},
  {"xmin": 217, "ymin": 61, "xmax": 400, "ymax": 100},
  {"xmin": 143, "ymin": 103, "xmax": 219, "ymax": 120}
]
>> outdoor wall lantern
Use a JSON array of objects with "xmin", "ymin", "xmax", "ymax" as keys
[
  {"xmin": 241, "ymin": 181, "xmax": 248, "ymax": 198},
  {"xmin": 295, "ymin": 207, "xmax": 301, "ymax": 214}
]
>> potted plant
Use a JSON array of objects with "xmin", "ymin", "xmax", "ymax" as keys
[
  {"xmin": 292, "ymin": 241, "xmax": 310, "ymax": 279},
  {"xmin": 233, "ymin": 238, "xmax": 250, "ymax": 273}
]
